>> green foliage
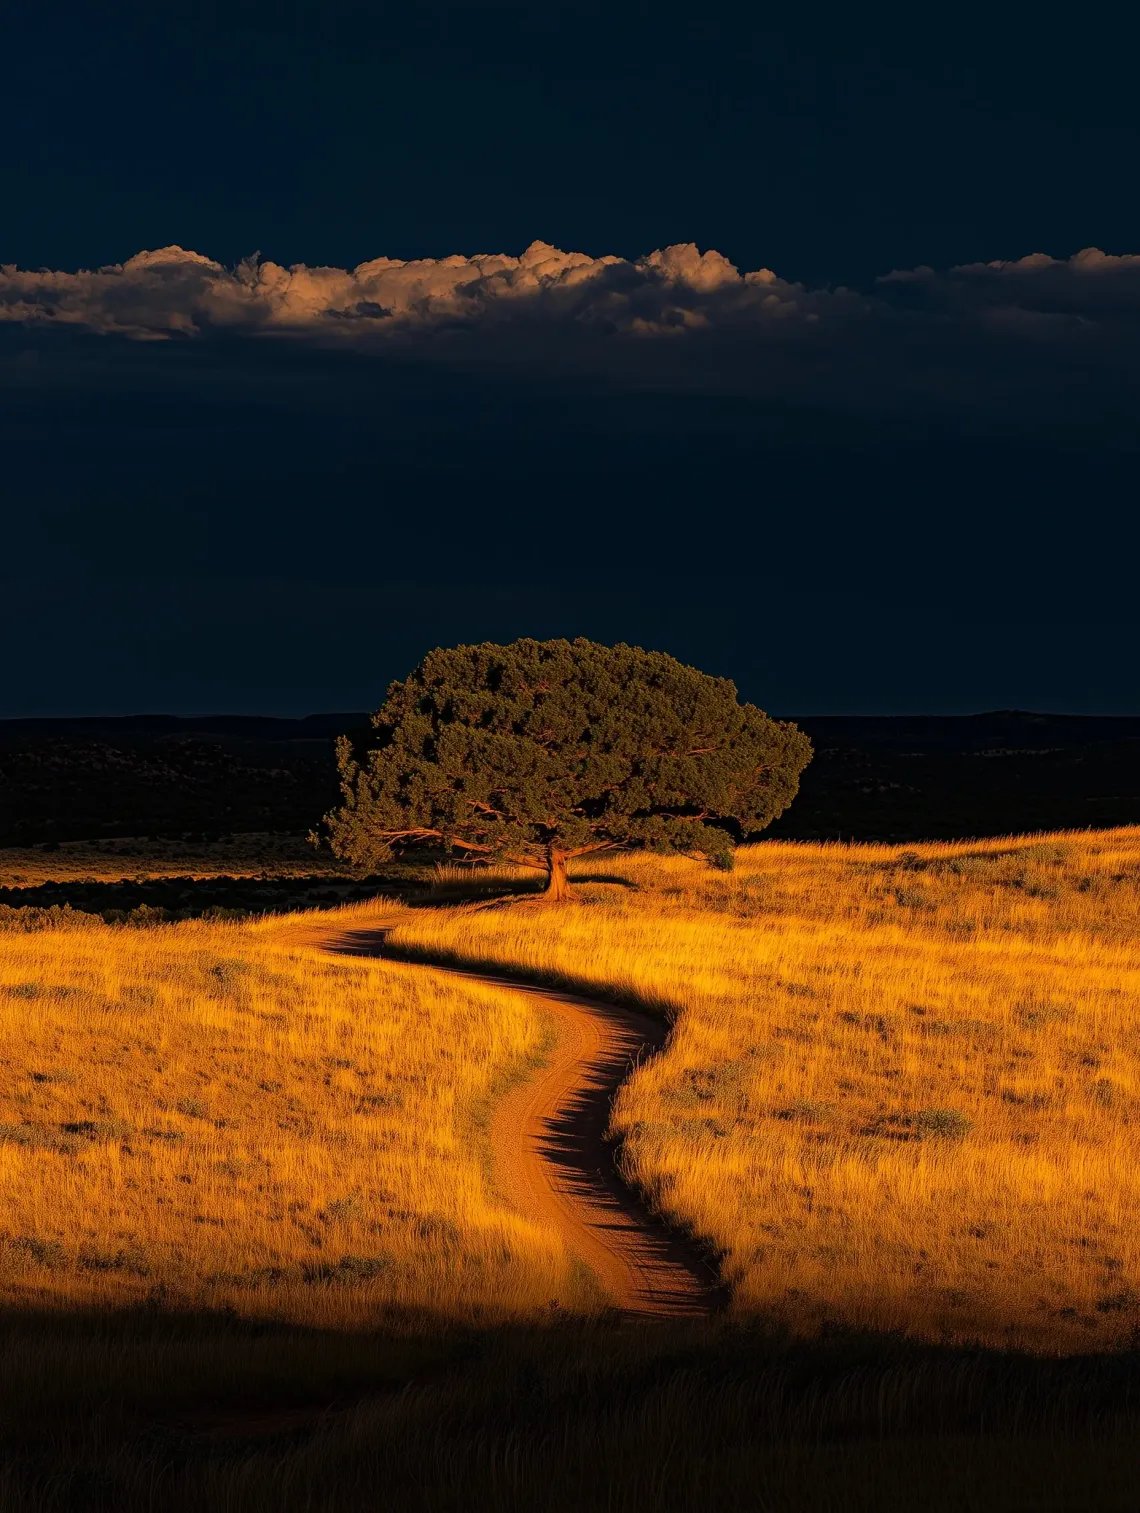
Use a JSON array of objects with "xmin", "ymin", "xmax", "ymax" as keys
[
  {"xmin": 915, "ymin": 1107, "xmax": 973, "ymax": 1140},
  {"xmin": 325, "ymin": 639, "xmax": 812, "ymax": 873},
  {"xmin": 0, "ymin": 903, "xmax": 103, "ymax": 932}
]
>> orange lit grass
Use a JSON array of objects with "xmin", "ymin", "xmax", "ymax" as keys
[
  {"xmin": 0, "ymin": 911, "xmax": 572, "ymax": 1325},
  {"xmin": 391, "ymin": 828, "xmax": 1140, "ymax": 1351}
]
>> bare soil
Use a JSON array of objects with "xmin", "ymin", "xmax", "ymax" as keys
[{"xmin": 320, "ymin": 915, "xmax": 721, "ymax": 1319}]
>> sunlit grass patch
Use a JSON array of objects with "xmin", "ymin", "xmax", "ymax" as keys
[
  {"xmin": 390, "ymin": 827, "xmax": 1140, "ymax": 1351},
  {"xmin": 0, "ymin": 909, "xmax": 576, "ymax": 1324}
]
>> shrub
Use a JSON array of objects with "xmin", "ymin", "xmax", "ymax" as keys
[
  {"xmin": 303, "ymin": 1254, "xmax": 390, "ymax": 1285},
  {"xmin": 777, "ymin": 1099, "xmax": 833, "ymax": 1123},
  {"xmin": 78, "ymin": 1244, "xmax": 152, "ymax": 1276},
  {"xmin": 1091, "ymin": 1078, "xmax": 1118, "ymax": 1109},
  {"xmin": 915, "ymin": 1108, "xmax": 972, "ymax": 1140},
  {"xmin": 125, "ymin": 904, "xmax": 169, "ymax": 927},
  {"xmin": 0, "ymin": 904, "xmax": 103, "ymax": 933},
  {"xmin": 1, "ymin": 1234, "xmax": 68, "ymax": 1270}
]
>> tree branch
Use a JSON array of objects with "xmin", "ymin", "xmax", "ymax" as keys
[{"xmin": 467, "ymin": 800, "xmax": 504, "ymax": 818}]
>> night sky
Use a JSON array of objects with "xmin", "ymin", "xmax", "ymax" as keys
[{"xmin": 4, "ymin": 1, "xmax": 1138, "ymax": 717}]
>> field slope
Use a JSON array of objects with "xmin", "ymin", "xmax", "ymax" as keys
[
  {"xmin": 390, "ymin": 828, "xmax": 1140, "ymax": 1351},
  {"xmin": 0, "ymin": 909, "xmax": 577, "ymax": 1323}
]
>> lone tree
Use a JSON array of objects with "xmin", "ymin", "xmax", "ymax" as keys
[{"xmin": 324, "ymin": 639, "xmax": 812, "ymax": 899}]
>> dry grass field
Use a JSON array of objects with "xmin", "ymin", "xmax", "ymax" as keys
[
  {"xmin": 0, "ymin": 908, "xmax": 576, "ymax": 1326},
  {"xmin": 6, "ymin": 828, "xmax": 1140, "ymax": 1350},
  {"xmin": 391, "ymin": 828, "xmax": 1140, "ymax": 1351},
  {"xmin": 4, "ymin": 830, "xmax": 1140, "ymax": 1508}
]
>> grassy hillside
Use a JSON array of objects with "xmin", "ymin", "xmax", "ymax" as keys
[
  {"xmin": 0, "ymin": 909, "xmax": 574, "ymax": 1324},
  {"xmin": 390, "ymin": 828, "xmax": 1140, "ymax": 1351},
  {"xmin": 4, "ymin": 832, "xmax": 1140, "ymax": 1507}
]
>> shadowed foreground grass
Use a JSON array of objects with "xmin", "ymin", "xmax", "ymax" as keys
[{"xmin": 2, "ymin": 1314, "xmax": 1140, "ymax": 1511}]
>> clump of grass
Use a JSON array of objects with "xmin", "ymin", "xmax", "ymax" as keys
[
  {"xmin": 894, "ymin": 885, "xmax": 933, "ymax": 909},
  {"xmin": 0, "ymin": 1123, "xmax": 83, "ymax": 1154},
  {"xmin": 915, "ymin": 1108, "xmax": 972, "ymax": 1140},
  {"xmin": 321, "ymin": 1195, "xmax": 362, "ymax": 1224},
  {"xmin": 60, "ymin": 1118, "xmax": 134, "ymax": 1142},
  {"xmin": 79, "ymin": 1244, "xmax": 152, "ymax": 1277},
  {"xmin": 1091, "ymin": 1078, "xmax": 1118, "ymax": 1108},
  {"xmin": 302, "ymin": 1254, "xmax": 390, "ymax": 1285},
  {"xmin": 1, "ymin": 1233, "xmax": 69, "ymax": 1269},
  {"xmin": 1016, "ymin": 998, "xmax": 1071, "ymax": 1029},
  {"xmin": 173, "ymin": 1098, "xmax": 210, "ymax": 1121},
  {"xmin": 776, "ymin": 1099, "xmax": 833, "ymax": 1123}
]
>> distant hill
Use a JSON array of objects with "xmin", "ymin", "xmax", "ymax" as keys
[
  {"xmin": 1, "ymin": 709, "xmax": 1138, "ymax": 847},
  {"xmin": 0, "ymin": 713, "xmax": 369, "ymax": 847},
  {"xmin": 768, "ymin": 711, "xmax": 1140, "ymax": 842}
]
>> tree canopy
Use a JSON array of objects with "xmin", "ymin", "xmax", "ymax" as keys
[{"xmin": 324, "ymin": 638, "xmax": 812, "ymax": 897}]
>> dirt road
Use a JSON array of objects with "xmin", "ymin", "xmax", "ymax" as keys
[{"xmin": 316, "ymin": 915, "xmax": 720, "ymax": 1320}]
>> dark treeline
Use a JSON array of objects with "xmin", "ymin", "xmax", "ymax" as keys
[
  {"xmin": 0, "ymin": 714, "xmax": 367, "ymax": 847},
  {"xmin": 771, "ymin": 710, "xmax": 1140, "ymax": 842},
  {"xmin": 2, "ymin": 710, "xmax": 1139, "ymax": 848}
]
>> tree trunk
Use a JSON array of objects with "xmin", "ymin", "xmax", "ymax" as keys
[{"xmin": 544, "ymin": 845, "xmax": 572, "ymax": 901}]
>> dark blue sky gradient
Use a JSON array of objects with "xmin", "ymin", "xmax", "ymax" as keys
[
  {"xmin": 10, "ymin": 4, "xmax": 1140, "ymax": 284},
  {"xmin": 4, "ymin": 1, "xmax": 1139, "ymax": 715}
]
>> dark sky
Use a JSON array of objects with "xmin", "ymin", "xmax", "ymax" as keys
[{"xmin": 4, "ymin": 1, "xmax": 1139, "ymax": 716}]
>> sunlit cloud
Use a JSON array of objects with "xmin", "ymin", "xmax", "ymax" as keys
[
  {"xmin": 6, "ymin": 240, "xmax": 1139, "ymax": 340},
  {"xmin": 5, "ymin": 240, "xmax": 1140, "ymax": 421},
  {"xmin": 0, "ymin": 241, "xmax": 806, "ymax": 339}
]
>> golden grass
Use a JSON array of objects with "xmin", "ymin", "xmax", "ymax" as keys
[
  {"xmin": 0, "ymin": 905, "xmax": 575, "ymax": 1325},
  {"xmin": 390, "ymin": 828, "xmax": 1140, "ymax": 1351}
]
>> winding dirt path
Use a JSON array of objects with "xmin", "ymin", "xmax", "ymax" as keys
[{"xmin": 310, "ymin": 912, "xmax": 721, "ymax": 1319}]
